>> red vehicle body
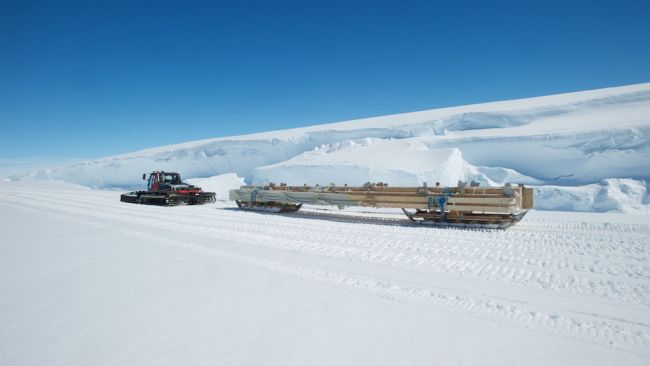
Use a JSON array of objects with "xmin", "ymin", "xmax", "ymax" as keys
[{"xmin": 120, "ymin": 171, "xmax": 216, "ymax": 205}]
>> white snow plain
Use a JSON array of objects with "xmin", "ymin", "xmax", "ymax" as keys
[{"xmin": 1, "ymin": 180, "xmax": 649, "ymax": 365}]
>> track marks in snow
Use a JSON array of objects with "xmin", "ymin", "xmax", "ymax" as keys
[
  {"xmin": 2, "ymin": 187, "xmax": 650, "ymax": 355},
  {"xmin": 5, "ymin": 189, "xmax": 650, "ymax": 307}
]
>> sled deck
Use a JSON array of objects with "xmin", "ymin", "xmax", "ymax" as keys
[
  {"xmin": 230, "ymin": 182, "xmax": 534, "ymax": 229},
  {"xmin": 401, "ymin": 208, "xmax": 529, "ymax": 229}
]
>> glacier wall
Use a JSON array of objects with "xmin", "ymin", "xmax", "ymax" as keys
[{"xmin": 11, "ymin": 83, "xmax": 650, "ymax": 212}]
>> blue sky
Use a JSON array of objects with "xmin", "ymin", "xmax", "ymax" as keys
[{"xmin": 1, "ymin": 0, "xmax": 649, "ymax": 158}]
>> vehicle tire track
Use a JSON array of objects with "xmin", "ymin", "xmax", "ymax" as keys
[
  {"xmin": 3, "ymin": 191, "xmax": 650, "ymax": 308},
  {"xmin": 2, "ymin": 198, "xmax": 649, "ymax": 356}
]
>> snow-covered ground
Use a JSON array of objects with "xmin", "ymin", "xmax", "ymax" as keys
[
  {"xmin": 1, "ymin": 180, "xmax": 649, "ymax": 365},
  {"xmin": 2, "ymin": 84, "xmax": 650, "ymax": 364}
]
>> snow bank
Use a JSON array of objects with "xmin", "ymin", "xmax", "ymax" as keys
[
  {"xmin": 534, "ymin": 179, "xmax": 649, "ymax": 213},
  {"xmin": 186, "ymin": 173, "xmax": 245, "ymax": 200},
  {"xmin": 252, "ymin": 138, "xmax": 540, "ymax": 186},
  {"xmin": 10, "ymin": 82, "xmax": 650, "ymax": 213}
]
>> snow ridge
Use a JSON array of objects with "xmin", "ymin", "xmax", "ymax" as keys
[{"xmin": 11, "ymin": 83, "xmax": 650, "ymax": 212}]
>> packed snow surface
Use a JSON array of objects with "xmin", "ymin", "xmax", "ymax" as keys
[
  {"xmin": 1, "ymin": 180, "xmax": 649, "ymax": 365},
  {"xmin": 11, "ymin": 83, "xmax": 650, "ymax": 212}
]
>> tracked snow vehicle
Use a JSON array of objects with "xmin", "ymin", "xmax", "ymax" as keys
[
  {"xmin": 230, "ymin": 182, "xmax": 534, "ymax": 229},
  {"xmin": 120, "ymin": 171, "xmax": 216, "ymax": 206}
]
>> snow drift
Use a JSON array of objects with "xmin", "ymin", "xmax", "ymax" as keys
[
  {"xmin": 252, "ymin": 138, "xmax": 540, "ymax": 187},
  {"xmin": 534, "ymin": 179, "xmax": 649, "ymax": 213},
  {"xmin": 11, "ymin": 83, "xmax": 650, "ymax": 212},
  {"xmin": 186, "ymin": 173, "xmax": 245, "ymax": 200}
]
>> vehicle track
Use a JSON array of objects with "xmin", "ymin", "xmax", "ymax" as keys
[
  {"xmin": 11, "ymin": 188, "xmax": 650, "ymax": 263},
  {"xmin": 2, "ymin": 195, "xmax": 649, "ymax": 356},
  {"xmin": 10, "ymin": 189, "xmax": 650, "ymax": 272},
  {"xmin": 3, "ymin": 190, "xmax": 650, "ymax": 309}
]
